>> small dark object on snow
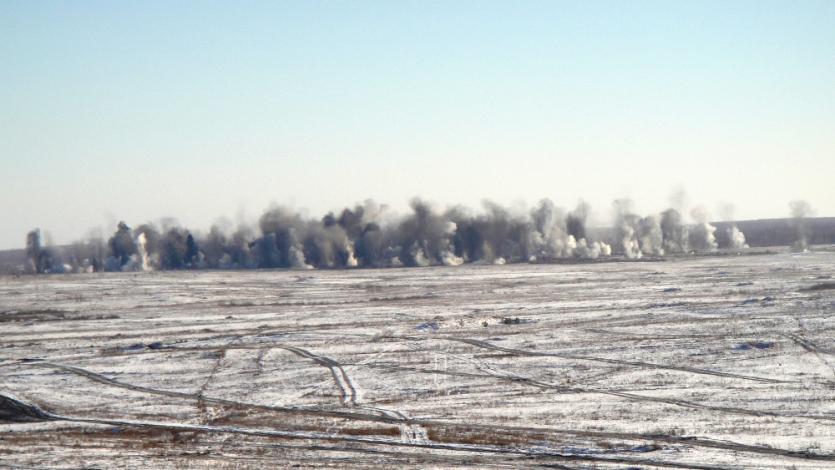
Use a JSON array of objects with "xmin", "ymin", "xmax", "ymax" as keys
[
  {"xmin": 147, "ymin": 342, "xmax": 163, "ymax": 350},
  {"xmin": 416, "ymin": 321, "xmax": 439, "ymax": 332},
  {"xmin": 631, "ymin": 444, "xmax": 662, "ymax": 453},
  {"xmin": 501, "ymin": 317, "xmax": 521, "ymax": 325},
  {"xmin": 200, "ymin": 350, "xmax": 224, "ymax": 359},
  {"xmin": 662, "ymin": 287, "xmax": 682, "ymax": 293},
  {"xmin": 733, "ymin": 341, "xmax": 774, "ymax": 351}
]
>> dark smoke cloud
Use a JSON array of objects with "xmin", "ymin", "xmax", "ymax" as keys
[
  {"xmin": 20, "ymin": 196, "xmax": 817, "ymax": 274},
  {"xmin": 108, "ymin": 222, "xmax": 136, "ymax": 268},
  {"xmin": 24, "ymin": 229, "xmax": 71, "ymax": 273},
  {"xmin": 25, "ymin": 229, "xmax": 46, "ymax": 274},
  {"xmin": 159, "ymin": 228, "xmax": 200, "ymax": 270}
]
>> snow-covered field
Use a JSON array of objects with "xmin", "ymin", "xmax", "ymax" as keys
[{"xmin": 2, "ymin": 249, "xmax": 835, "ymax": 469}]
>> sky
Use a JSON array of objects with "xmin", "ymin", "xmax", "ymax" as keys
[{"xmin": 1, "ymin": 0, "xmax": 834, "ymax": 249}]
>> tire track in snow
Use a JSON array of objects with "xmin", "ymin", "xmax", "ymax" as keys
[
  {"xmin": 784, "ymin": 332, "xmax": 835, "ymax": 378},
  {"xmin": 369, "ymin": 361, "xmax": 823, "ymax": 422},
  {"xmin": 279, "ymin": 346, "xmax": 357, "ymax": 406},
  {"xmin": 277, "ymin": 346, "xmax": 412, "ymax": 426},
  {"xmin": 22, "ymin": 360, "xmax": 398, "ymax": 422},
  {"xmin": 12, "ymin": 360, "xmax": 835, "ymax": 463},
  {"xmin": 440, "ymin": 336, "xmax": 791, "ymax": 384},
  {"xmin": 0, "ymin": 392, "xmax": 735, "ymax": 470}
]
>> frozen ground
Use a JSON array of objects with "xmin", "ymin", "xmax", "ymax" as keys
[{"xmin": 2, "ymin": 249, "xmax": 835, "ymax": 469}]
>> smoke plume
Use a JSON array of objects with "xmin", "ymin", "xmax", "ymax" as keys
[
  {"xmin": 660, "ymin": 209, "xmax": 689, "ymax": 253},
  {"xmin": 19, "ymin": 196, "xmax": 819, "ymax": 273},
  {"xmin": 613, "ymin": 199, "xmax": 643, "ymax": 259},
  {"xmin": 790, "ymin": 200, "xmax": 814, "ymax": 252},
  {"xmin": 689, "ymin": 207, "xmax": 718, "ymax": 252},
  {"xmin": 718, "ymin": 203, "xmax": 748, "ymax": 250}
]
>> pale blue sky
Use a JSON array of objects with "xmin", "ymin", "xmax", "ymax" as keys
[{"xmin": 1, "ymin": 1, "xmax": 834, "ymax": 249}]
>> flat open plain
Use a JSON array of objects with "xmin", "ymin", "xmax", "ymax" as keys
[{"xmin": 2, "ymin": 250, "xmax": 835, "ymax": 469}]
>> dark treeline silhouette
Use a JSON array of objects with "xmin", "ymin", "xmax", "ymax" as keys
[
  {"xmin": 714, "ymin": 217, "xmax": 835, "ymax": 248},
  {"xmin": 14, "ymin": 198, "xmax": 828, "ymax": 274}
]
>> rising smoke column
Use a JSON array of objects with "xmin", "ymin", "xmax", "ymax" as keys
[
  {"xmin": 201, "ymin": 225, "xmax": 230, "ymax": 269},
  {"xmin": 396, "ymin": 198, "xmax": 462, "ymax": 267},
  {"xmin": 104, "ymin": 222, "xmax": 155, "ymax": 271},
  {"xmin": 689, "ymin": 207, "xmax": 718, "ymax": 252},
  {"xmin": 25, "ymin": 230, "xmax": 68, "ymax": 273},
  {"xmin": 24, "ymin": 229, "xmax": 51, "ymax": 274},
  {"xmin": 527, "ymin": 199, "xmax": 610, "ymax": 260},
  {"xmin": 726, "ymin": 225, "xmax": 749, "ymax": 250},
  {"xmin": 354, "ymin": 222, "xmax": 387, "ymax": 267},
  {"xmin": 472, "ymin": 201, "xmax": 531, "ymax": 264},
  {"xmin": 133, "ymin": 224, "xmax": 161, "ymax": 265},
  {"xmin": 25, "ymin": 229, "xmax": 43, "ymax": 274},
  {"xmin": 790, "ymin": 200, "xmax": 814, "ymax": 252},
  {"xmin": 660, "ymin": 208, "xmax": 689, "ymax": 253},
  {"xmin": 637, "ymin": 215, "xmax": 664, "ymax": 256},
  {"xmin": 529, "ymin": 199, "xmax": 573, "ymax": 261},
  {"xmin": 107, "ymin": 222, "xmax": 137, "ymax": 269},
  {"xmin": 255, "ymin": 206, "xmax": 311, "ymax": 269},
  {"xmin": 304, "ymin": 214, "xmax": 357, "ymax": 268},
  {"xmin": 337, "ymin": 200, "xmax": 390, "ymax": 267},
  {"xmin": 566, "ymin": 202, "xmax": 588, "ymax": 242},
  {"xmin": 199, "ymin": 224, "xmax": 257, "ymax": 269},
  {"xmin": 446, "ymin": 206, "xmax": 480, "ymax": 263},
  {"xmin": 718, "ymin": 203, "xmax": 748, "ymax": 250},
  {"xmin": 565, "ymin": 201, "xmax": 611, "ymax": 258},
  {"xmin": 613, "ymin": 199, "xmax": 643, "ymax": 259},
  {"xmin": 158, "ymin": 228, "xmax": 199, "ymax": 269}
]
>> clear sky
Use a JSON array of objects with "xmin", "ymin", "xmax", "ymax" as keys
[{"xmin": 1, "ymin": 1, "xmax": 833, "ymax": 249}]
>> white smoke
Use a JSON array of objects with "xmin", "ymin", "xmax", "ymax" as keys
[
  {"xmin": 660, "ymin": 208, "xmax": 689, "ymax": 253},
  {"xmin": 575, "ymin": 238, "xmax": 611, "ymax": 259},
  {"xmin": 622, "ymin": 224, "xmax": 643, "ymax": 259},
  {"xmin": 790, "ymin": 200, "xmax": 813, "ymax": 252},
  {"xmin": 528, "ymin": 200, "xmax": 609, "ymax": 260},
  {"xmin": 441, "ymin": 250, "xmax": 464, "ymax": 266},
  {"xmin": 137, "ymin": 233, "xmax": 151, "ymax": 271},
  {"xmin": 693, "ymin": 222, "xmax": 718, "ymax": 251},
  {"xmin": 121, "ymin": 233, "xmax": 153, "ymax": 272},
  {"xmin": 289, "ymin": 246, "xmax": 312, "ymax": 269},
  {"xmin": 613, "ymin": 199, "xmax": 642, "ymax": 259},
  {"xmin": 727, "ymin": 225, "xmax": 748, "ymax": 250},
  {"xmin": 344, "ymin": 242, "xmax": 359, "ymax": 267},
  {"xmin": 638, "ymin": 216, "xmax": 664, "ymax": 256},
  {"xmin": 410, "ymin": 245, "xmax": 430, "ymax": 267},
  {"xmin": 690, "ymin": 207, "xmax": 718, "ymax": 252}
]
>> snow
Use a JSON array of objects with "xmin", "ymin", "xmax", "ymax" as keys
[{"xmin": 1, "ymin": 248, "xmax": 835, "ymax": 467}]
